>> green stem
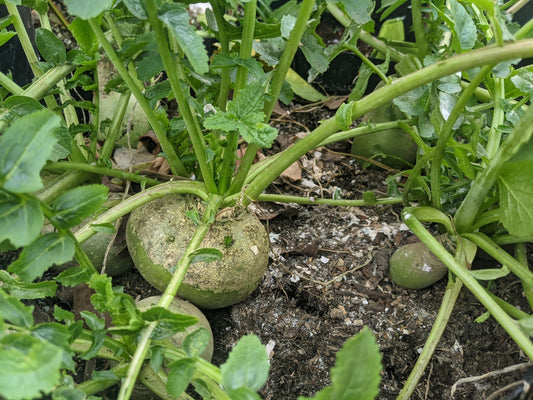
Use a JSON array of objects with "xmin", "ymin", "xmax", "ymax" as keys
[
  {"xmin": 218, "ymin": 0, "xmax": 257, "ymax": 194},
  {"xmin": 44, "ymin": 162, "xmax": 161, "ymax": 187},
  {"xmin": 245, "ymin": 39, "xmax": 533, "ymax": 205},
  {"xmin": 397, "ymin": 276, "xmax": 462, "ymax": 399},
  {"xmin": 36, "ymin": 171, "xmax": 93, "ymax": 204},
  {"xmin": 411, "ymin": 0, "xmax": 429, "ymax": 59},
  {"xmin": 21, "ymin": 64, "xmax": 75, "ymax": 99},
  {"xmin": 430, "ymin": 64, "xmax": 492, "ymax": 209},
  {"xmin": 487, "ymin": 290, "xmax": 530, "ymax": 320},
  {"xmin": 144, "ymin": 0, "xmax": 216, "ymax": 192},
  {"xmin": 455, "ymin": 94, "xmax": 533, "ymax": 232},
  {"xmin": 88, "ymin": 19, "xmax": 188, "ymax": 178},
  {"xmin": 74, "ymin": 181, "xmax": 208, "ymax": 243},
  {"xmin": 327, "ymin": 3, "xmax": 404, "ymax": 62},
  {"xmin": 228, "ymin": 0, "xmax": 315, "ymax": 196},
  {"xmin": 210, "ymin": 1, "xmax": 231, "ymax": 110},
  {"xmin": 515, "ymin": 244, "xmax": 533, "ymax": 311},
  {"xmin": 486, "ymin": 78, "xmax": 504, "ymax": 159},
  {"xmin": 403, "ymin": 208, "xmax": 533, "ymax": 359},
  {"xmin": 0, "ymin": 71, "xmax": 23, "ymax": 95},
  {"xmin": 118, "ymin": 195, "xmax": 222, "ymax": 400},
  {"xmin": 249, "ymin": 193, "xmax": 402, "ymax": 207},
  {"xmin": 97, "ymin": 91, "xmax": 131, "ymax": 162},
  {"xmin": 462, "ymin": 232, "xmax": 533, "ymax": 290}
]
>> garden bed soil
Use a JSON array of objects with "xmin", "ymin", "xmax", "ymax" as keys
[{"xmin": 2, "ymin": 103, "xmax": 532, "ymax": 400}]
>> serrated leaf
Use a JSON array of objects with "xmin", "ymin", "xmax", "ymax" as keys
[
  {"xmin": 328, "ymin": 0, "xmax": 373, "ymax": 25},
  {"xmin": 0, "ymin": 334, "xmax": 62, "ymax": 400},
  {"xmin": 0, "ymin": 289, "xmax": 34, "ymax": 328},
  {"xmin": 167, "ymin": 358, "xmax": 195, "ymax": 397},
  {"xmin": 0, "ymin": 270, "xmax": 57, "ymax": 299},
  {"xmin": 158, "ymin": 3, "xmax": 208, "ymax": 75},
  {"xmin": 135, "ymin": 52, "xmax": 163, "ymax": 81},
  {"xmin": 63, "ymin": 0, "xmax": 113, "ymax": 19},
  {"xmin": 51, "ymin": 184, "xmax": 108, "ymax": 229},
  {"xmin": 35, "ymin": 28, "xmax": 66, "ymax": 65},
  {"xmin": 221, "ymin": 335, "xmax": 269, "ymax": 392},
  {"xmin": 0, "ymin": 192, "xmax": 43, "ymax": 248},
  {"xmin": 498, "ymin": 160, "xmax": 533, "ymax": 237},
  {"xmin": 8, "ymin": 233, "xmax": 75, "ymax": 282},
  {"xmin": 142, "ymin": 307, "xmax": 198, "ymax": 340},
  {"xmin": 0, "ymin": 109, "xmax": 62, "ymax": 193},
  {"xmin": 511, "ymin": 69, "xmax": 533, "ymax": 97},
  {"xmin": 190, "ymin": 248, "xmax": 223, "ymax": 264},
  {"xmin": 449, "ymin": 0, "xmax": 477, "ymax": 51},
  {"xmin": 184, "ymin": 328, "xmax": 210, "ymax": 358},
  {"xmin": 299, "ymin": 326, "xmax": 382, "ymax": 400}
]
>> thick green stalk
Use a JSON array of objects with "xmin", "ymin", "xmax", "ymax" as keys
[
  {"xmin": 462, "ymin": 233, "xmax": 533, "ymax": 289},
  {"xmin": 486, "ymin": 78, "xmax": 505, "ymax": 159},
  {"xmin": 0, "ymin": 71, "xmax": 23, "ymax": 95},
  {"xmin": 210, "ymin": 1, "xmax": 231, "ymax": 109},
  {"xmin": 430, "ymin": 65, "xmax": 492, "ymax": 209},
  {"xmin": 36, "ymin": 171, "xmax": 92, "ymax": 204},
  {"xmin": 218, "ymin": 0, "xmax": 257, "ymax": 194},
  {"xmin": 411, "ymin": 0, "xmax": 429, "ymax": 59},
  {"xmin": 88, "ymin": 19, "xmax": 188, "ymax": 177},
  {"xmin": 455, "ymin": 97, "xmax": 533, "ymax": 232},
  {"xmin": 397, "ymin": 276, "xmax": 462, "ymax": 399},
  {"xmin": 44, "ymin": 162, "xmax": 161, "ymax": 187},
  {"xmin": 75, "ymin": 181, "xmax": 208, "ymax": 243},
  {"xmin": 97, "ymin": 91, "xmax": 131, "ymax": 162},
  {"xmin": 118, "ymin": 195, "xmax": 222, "ymax": 400},
  {"xmin": 403, "ymin": 209, "xmax": 533, "ymax": 359},
  {"xmin": 144, "ymin": 0, "xmax": 217, "ymax": 192},
  {"xmin": 21, "ymin": 64, "xmax": 75, "ymax": 99},
  {"xmin": 244, "ymin": 39, "xmax": 533, "ymax": 204},
  {"xmin": 251, "ymin": 194, "xmax": 402, "ymax": 207},
  {"xmin": 228, "ymin": 0, "xmax": 315, "ymax": 195},
  {"xmin": 515, "ymin": 244, "xmax": 533, "ymax": 310}
]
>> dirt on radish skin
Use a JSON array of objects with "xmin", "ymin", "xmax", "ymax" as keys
[{"xmin": 126, "ymin": 194, "xmax": 269, "ymax": 309}]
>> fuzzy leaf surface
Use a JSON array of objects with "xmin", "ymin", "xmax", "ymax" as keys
[
  {"xmin": 8, "ymin": 233, "xmax": 75, "ymax": 283},
  {"xmin": 0, "ymin": 109, "xmax": 61, "ymax": 193},
  {"xmin": 0, "ymin": 334, "xmax": 63, "ymax": 400},
  {"xmin": 167, "ymin": 359, "xmax": 195, "ymax": 397},
  {"xmin": 50, "ymin": 184, "xmax": 108, "ymax": 229},
  {"xmin": 449, "ymin": 0, "xmax": 476, "ymax": 51},
  {"xmin": 221, "ymin": 335, "xmax": 269, "ymax": 392},
  {"xmin": 158, "ymin": 3, "xmax": 208, "ymax": 75},
  {"xmin": 0, "ymin": 192, "xmax": 43, "ymax": 248}
]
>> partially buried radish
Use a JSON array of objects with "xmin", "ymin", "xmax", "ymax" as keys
[
  {"xmin": 126, "ymin": 194, "xmax": 269, "ymax": 309},
  {"xmin": 389, "ymin": 237, "xmax": 452, "ymax": 289}
]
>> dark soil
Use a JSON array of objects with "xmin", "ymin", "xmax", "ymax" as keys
[{"xmin": 2, "ymin": 3, "xmax": 532, "ymax": 400}]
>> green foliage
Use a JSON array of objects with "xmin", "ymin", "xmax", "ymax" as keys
[{"xmin": 299, "ymin": 327, "xmax": 382, "ymax": 400}]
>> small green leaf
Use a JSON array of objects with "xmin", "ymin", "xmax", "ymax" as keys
[
  {"xmin": 56, "ymin": 266, "xmax": 94, "ymax": 287},
  {"xmin": 123, "ymin": 0, "xmax": 147, "ymax": 19},
  {"xmin": 186, "ymin": 209, "xmax": 201, "ymax": 226},
  {"xmin": 0, "ymin": 333, "xmax": 63, "ymax": 400},
  {"xmin": 142, "ymin": 307, "xmax": 199, "ymax": 340},
  {"xmin": 327, "ymin": 0, "xmax": 373, "ymax": 25},
  {"xmin": 184, "ymin": 328, "xmax": 210, "ymax": 358},
  {"xmin": 221, "ymin": 335, "xmax": 269, "ymax": 392},
  {"xmin": 470, "ymin": 266, "xmax": 510, "ymax": 280},
  {"xmin": 35, "ymin": 28, "xmax": 66, "ymax": 65},
  {"xmin": 0, "ymin": 31, "xmax": 16, "ymax": 46},
  {"xmin": 51, "ymin": 184, "xmax": 108, "ymax": 229},
  {"xmin": 8, "ymin": 233, "xmax": 75, "ymax": 282},
  {"xmin": 63, "ymin": 0, "xmax": 113, "ymax": 19},
  {"xmin": 158, "ymin": 3, "xmax": 208, "ymax": 75},
  {"xmin": 362, "ymin": 191, "xmax": 377, "ymax": 205},
  {"xmin": 0, "ymin": 271, "xmax": 57, "ymax": 299},
  {"xmin": 0, "ymin": 192, "xmax": 43, "ymax": 248},
  {"xmin": 81, "ymin": 311, "xmax": 106, "ymax": 331},
  {"xmin": 190, "ymin": 248, "xmax": 224, "ymax": 265},
  {"xmin": 498, "ymin": 160, "xmax": 533, "ymax": 236},
  {"xmin": 511, "ymin": 69, "xmax": 533, "ymax": 97},
  {"xmin": 299, "ymin": 326, "xmax": 382, "ymax": 400},
  {"xmin": 0, "ymin": 109, "xmax": 62, "ymax": 193},
  {"xmin": 449, "ymin": 0, "xmax": 477, "ymax": 51},
  {"xmin": 69, "ymin": 17, "xmax": 97, "ymax": 52},
  {"xmin": 166, "ymin": 358, "xmax": 195, "ymax": 397},
  {"xmin": 518, "ymin": 316, "xmax": 533, "ymax": 337},
  {"xmin": 336, "ymin": 102, "xmax": 354, "ymax": 131},
  {"xmin": 0, "ymin": 289, "xmax": 34, "ymax": 328}
]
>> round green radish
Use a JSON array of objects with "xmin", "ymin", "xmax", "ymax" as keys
[
  {"xmin": 126, "ymin": 194, "xmax": 269, "ymax": 309},
  {"xmin": 136, "ymin": 295, "xmax": 214, "ymax": 361},
  {"xmin": 351, "ymin": 102, "xmax": 417, "ymax": 169},
  {"xmin": 389, "ymin": 241, "xmax": 448, "ymax": 289}
]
